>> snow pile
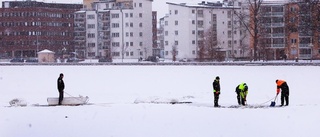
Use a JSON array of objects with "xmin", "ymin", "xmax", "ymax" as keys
[
  {"xmin": 9, "ymin": 98, "xmax": 27, "ymax": 107},
  {"xmin": 134, "ymin": 96, "xmax": 194, "ymax": 104}
]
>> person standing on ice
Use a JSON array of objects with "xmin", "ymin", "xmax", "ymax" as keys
[
  {"xmin": 276, "ymin": 79, "xmax": 289, "ymax": 106},
  {"xmin": 57, "ymin": 73, "xmax": 65, "ymax": 105},
  {"xmin": 235, "ymin": 83, "xmax": 248, "ymax": 106},
  {"xmin": 212, "ymin": 76, "xmax": 220, "ymax": 107}
]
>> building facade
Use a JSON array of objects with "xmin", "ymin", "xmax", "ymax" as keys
[
  {"xmin": 163, "ymin": 1, "xmax": 249, "ymax": 61},
  {"xmin": 75, "ymin": 0, "xmax": 153, "ymax": 59},
  {"xmin": 254, "ymin": 0, "xmax": 320, "ymax": 60},
  {"xmin": 0, "ymin": 1, "xmax": 82, "ymax": 58}
]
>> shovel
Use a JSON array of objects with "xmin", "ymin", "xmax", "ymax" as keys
[{"xmin": 270, "ymin": 94, "xmax": 278, "ymax": 107}]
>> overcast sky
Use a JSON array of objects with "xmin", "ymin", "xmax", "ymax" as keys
[{"xmin": 0, "ymin": 0, "xmax": 207, "ymax": 19}]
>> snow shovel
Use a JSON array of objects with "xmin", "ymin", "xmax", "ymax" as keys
[{"xmin": 270, "ymin": 94, "xmax": 278, "ymax": 107}]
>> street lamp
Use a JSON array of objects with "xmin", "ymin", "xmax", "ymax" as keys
[{"xmin": 309, "ymin": 43, "xmax": 313, "ymax": 62}]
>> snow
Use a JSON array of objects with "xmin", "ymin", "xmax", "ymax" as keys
[{"xmin": 0, "ymin": 65, "xmax": 320, "ymax": 137}]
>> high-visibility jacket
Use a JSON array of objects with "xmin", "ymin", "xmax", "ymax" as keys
[
  {"xmin": 276, "ymin": 80, "xmax": 286, "ymax": 94},
  {"xmin": 237, "ymin": 83, "xmax": 248, "ymax": 98},
  {"xmin": 212, "ymin": 79, "xmax": 220, "ymax": 93}
]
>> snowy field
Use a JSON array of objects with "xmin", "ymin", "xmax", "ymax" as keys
[{"xmin": 0, "ymin": 65, "xmax": 319, "ymax": 137}]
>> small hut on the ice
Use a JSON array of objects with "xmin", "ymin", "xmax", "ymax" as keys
[{"xmin": 38, "ymin": 49, "xmax": 55, "ymax": 63}]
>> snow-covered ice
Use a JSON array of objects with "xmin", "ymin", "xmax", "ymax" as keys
[{"xmin": 0, "ymin": 65, "xmax": 319, "ymax": 137}]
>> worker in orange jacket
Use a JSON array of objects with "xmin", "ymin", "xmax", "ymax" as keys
[{"xmin": 276, "ymin": 79, "xmax": 289, "ymax": 106}]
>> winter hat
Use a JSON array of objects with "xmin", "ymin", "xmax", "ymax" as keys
[{"xmin": 215, "ymin": 76, "xmax": 220, "ymax": 80}]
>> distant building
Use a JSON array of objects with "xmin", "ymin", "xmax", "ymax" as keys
[
  {"xmin": 74, "ymin": 0, "xmax": 153, "ymax": 59},
  {"xmin": 0, "ymin": 1, "xmax": 82, "ymax": 58},
  {"xmin": 162, "ymin": 1, "xmax": 250, "ymax": 61},
  {"xmin": 251, "ymin": 0, "xmax": 320, "ymax": 60}
]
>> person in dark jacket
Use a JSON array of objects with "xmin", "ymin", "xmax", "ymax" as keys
[
  {"xmin": 57, "ymin": 73, "xmax": 65, "ymax": 105},
  {"xmin": 235, "ymin": 83, "xmax": 248, "ymax": 106},
  {"xmin": 212, "ymin": 76, "xmax": 220, "ymax": 107},
  {"xmin": 276, "ymin": 79, "xmax": 289, "ymax": 106}
]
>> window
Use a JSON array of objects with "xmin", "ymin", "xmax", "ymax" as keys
[
  {"xmin": 111, "ymin": 14, "xmax": 119, "ymax": 18},
  {"xmin": 88, "ymin": 43, "xmax": 95, "ymax": 47},
  {"xmin": 112, "ymin": 42, "xmax": 120, "ymax": 47},
  {"xmin": 165, "ymin": 31, "xmax": 168, "ymax": 36},
  {"xmin": 139, "ymin": 3, "xmax": 142, "ymax": 7},
  {"xmin": 175, "ymin": 21, "xmax": 178, "ymax": 25},
  {"xmin": 139, "ymin": 32, "xmax": 143, "ymax": 37},
  {"xmin": 175, "ymin": 31, "xmax": 178, "ymax": 35},
  {"xmin": 87, "ymin": 15, "xmax": 95, "ymax": 19},
  {"xmin": 198, "ymin": 20, "xmax": 203, "ymax": 28},
  {"xmin": 88, "ymin": 33, "xmax": 95, "ymax": 38},
  {"xmin": 112, "ymin": 23, "xmax": 119, "ymax": 28},
  {"xmin": 175, "ymin": 10, "xmax": 178, "ymax": 15},
  {"xmin": 175, "ymin": 41, "xmax": 178, "ymax": 45},
  {"xmin": 112, "ymin": 33, "xmax": 120, "ymax": 37},
  {"xmin": 228, "ymin": 11, "xmax": 231, "ymax": 18},
  {"xmin": 139, "ymin": 23, "xmax": 143, "ymax": 27},
  {"xmin": 198, "ymin": 10, "xmax": 203, "ymax": 17},
  {"xmin": 228, "ymin": 31, "xmax": 232, "ymax": 38},
  {"xmin": 112, "ymin": 52, "xmax": 120, "ymax": 56},
  {"xmin": 139, "ymin": 13, "xmax": 142, "ymax": 18}
]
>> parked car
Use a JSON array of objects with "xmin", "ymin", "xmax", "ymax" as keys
[
  {"xmin": 144, "ymin": 56, "xmax": 159, "ymax": 62},
  {"xmin": 66, "ymin": 57, "xmax": 84, "ymax": 63},
  {"xmin": 98, "ymin": 57, "xmax": 112, "ymax": 62},
  {"xmin": 25, "ymin": 58, "xmax": 38, "ymax": 63},
  {"xmin": 10, "ymin": 58, "xmax": 24, "ymax": 63}
]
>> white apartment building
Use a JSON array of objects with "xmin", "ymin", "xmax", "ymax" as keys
[
  {"xmin": 163, "ymin": 1, "xmax": 250, "ymax": 61},
  {"xmin": 74, "ymin": 0, "xmax": 153, "ymax": 59}
]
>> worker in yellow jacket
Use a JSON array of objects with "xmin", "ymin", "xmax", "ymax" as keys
[{"xmin": 235, "ymin": 83, "xmax": 248, "ymax": 106}]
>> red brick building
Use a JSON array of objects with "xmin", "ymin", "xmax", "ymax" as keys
[{"xmin": 0, "ymin": 1, "xmax": 82, "ymax": 58}]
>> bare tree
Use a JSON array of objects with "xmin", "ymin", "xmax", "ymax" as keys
[
  {"xmin": 171, "ymin": 45, "xmax": 178, "ymax": 62},
  {"xmin": 234, "ymin": 0, "xmax": 264, "ymax": 61}
]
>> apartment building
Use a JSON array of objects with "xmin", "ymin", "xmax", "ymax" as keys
[
  {"xmin": 75, "ymin": 0, "xmax": 153, "ymax": 59},
  {"xmin": 163, "ymin": 1, "xmax": 249, "ymax": 61},
  {"xmin": 0, "ymin": 1, "xmax": 82, "ymax": 58},
  {"xmin": 256, "ymin": 0, "xmax": 320, "ymax": 60}
]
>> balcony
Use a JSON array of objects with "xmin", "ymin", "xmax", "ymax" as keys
[
  {"xmin": 299, "ymin": 44, "xmax": 310, "ymax": 48},
  {"xmin": 299, "ymin": 54, "xmax": 311, "ymax": 59},
  {"xmin": 272, "ymin": 44, "xmax": 285, "ymax": 48},
  {"xmin": 272, "ymin": 33, "xmax": 284, "ymax": 37}
]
